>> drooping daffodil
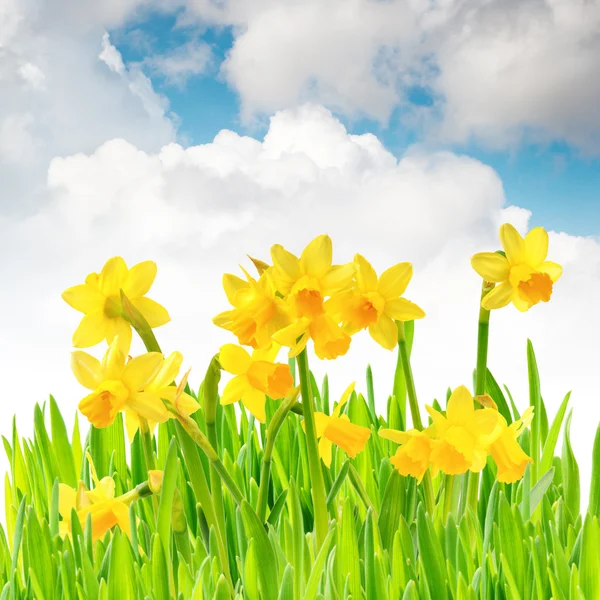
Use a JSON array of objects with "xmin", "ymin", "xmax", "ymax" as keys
[
  {"xmin": 310, "ymin": 383, "xmax": 371, "ymax": 467},
  {"xmin": 71, "ymin": 336, "xmax": 168, "ymax": 429},
  {"xmin": 219, "ymin": 343, "xmax": 294, "ymax": 422}
]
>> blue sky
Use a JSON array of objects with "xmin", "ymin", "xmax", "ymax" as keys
[{"xmin": 112, "ymin": 12, "xmax": 600, "ymax": 237}]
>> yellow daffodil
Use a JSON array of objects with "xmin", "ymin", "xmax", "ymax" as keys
[
  {"xmin": 219, "ymin": 343, "xmax": 294, "ymax": 422},
  {"xmin": 62, "ymin": 257, "xmax": 170, "ymax": 350},
  {"xmin": 426, "ymin": 386, "xmax": 505, "ymax": 475},
  {"xmin": 330, "ymin": 254, "xmax": 425, "ymax": 350},
  {"xmin": 379, "ymin": 428, "xmax": 435, "ymax": 483},
  {"xmin": 125, "ymin": 351, "xmax": 200, "ymax": 440},
  {"xmin": 71, "ymin": 337, "xmax": 169, "ymax": 429},
  {"xmin": 489, "ymin": 407, "xmax": 534, "ymax": 483},
  {"xmin": 471, "ymin": 224, "xmax": 563, "ymax": 312},
  {"xmin": 213, "ymin": 267, "xmax": 290, "ymax": 349},
  {"xmin": 59, "ymin": 460, "xmax": 130, "ymax": 541},
  {"xmin": 310, "ymin": 383, "xmax": 371, "ymax": 467},
  {"xmin": 270, "ymin": 234, "xmax": 354, "ymax": 359}
]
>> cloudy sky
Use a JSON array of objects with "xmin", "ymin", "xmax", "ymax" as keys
[{"xmin": 1, "ymin": 0, "xmax": 600, "ymax": 499}]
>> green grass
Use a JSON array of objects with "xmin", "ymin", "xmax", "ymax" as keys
[{"xmin": 1, "ymin": 337, "xmax": 598, "ymax": 599}]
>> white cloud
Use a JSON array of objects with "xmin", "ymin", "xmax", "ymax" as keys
[
  {"xmin": 177, "ymin": 0, "xmax": 600, "ymax": 151},
  {"xmin": 144, "ymin": 38, "xmax": 213, "ymax": 86},
  {"xmin": 1, "ymin": 104, "xmax": 598, "ymax": 505}
]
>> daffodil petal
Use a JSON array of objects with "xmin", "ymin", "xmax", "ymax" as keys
[
  {"xmin": 499, "ymin": 224, "xmax": 526, "ymax": 265},
  {"xmin": 300, "ymin": 234, "xmax": 332, "ymax": 278},
  {"xmin": 446, "ymin": 385, "xmax": 474, "ymax": 425},
  {"xmin": 272, "ymin": 318, "xmax": 310, "ymax": 348},
  {"xmin": 151, "ymin": 352, "xmax": 183, "ymax": 390},
  {"xmin": 62, "ymin": 284, "xmax": 105, "ymax": 313},
  {"xmin": 222, "ymin": 273, "xmax": 248, "ymax": 305},
  {"xmin": 59, "ymin": 484, "xmax": 77, "ymax": 518},
  {"xmin": 271, "ymin": 244, "xmax": 302, "ymax": 290},
  {"xmin": 112, "ymin": 500, "xmax": 132, "ymax": 538},
  {"xmin": 127, "ymin": 391, "xmax": 170, "ymax": 424},
  {"xmin": 319, "ymin": 436, "xmax": 333, "ymax": 467},
  {"xmin": 219, "ymin": 344, "xmax": 252, "ymax": 375},
  {"xmin": 72, "ymin": 311, "xmax": 108, "ymax": 348},
  {"xmin": 354, "ymin": 254, "xmax": 377, "ymax": 292},
  {"xmin": 102, "ymin": 337, "xmax": 127, "ymax": 380},
  {"xmin": 125, "ymin": 410, "xmax": 140, "ymax": 442},
  {"xmin": 368, "ymin": 314, "xmax": 397, "ymax": 350},
  {"xmin": 221, "ymin": 375, "xmax": 249, "ymax": 405},
  {"xmin": 539, "ymin": 261, "xmax": 563, "ymax": 283},
  {"xmin": 105, "ymin": 318, "xmax": 132, "ymax": 354},
  {"xmin": 99, "ymin": 257, "xmax": 128, "ymax": 296},
  {"xmin": 241, "ymin": 386, "xmax": 266, "ymax": 422},
  {"xmin": 524, "ymin": 227, "xmax": 548, "ymax": 267},
  {"xmin": 122, "ymin": 353, "xmax": 163, "ymax": 391},
  {"xmin": 470, "ymin": 252, "xmax": 510, "ymax": 283},
  {"xmin": 130, "ymin": 297, "xmax": 170, "ymax": 328},
  {"xmin": 384, "ymin": 297, "xmax": 426, "ymax": 321},
  {"xmin": 71, "ymin": 351, "xmax": 103, "ymax": 390},
  {"xmin": 314, "ymin": 412, "xmax": 330, "ymax": 438},
  {"xmin": 377, "ymin": 262, "xmax": 413, "ymax": 300},
  {"xmin": 321, "ymin": 263, "xmax": 355, "ymax": 296},
  {"xmin": 123, "ymin": 261, "xmax": 157, "ymax": 298},
  {"xmin": 379, "ymin": 428, "xmax": 410, "ymax": 444},
  {"xmin": 332, "ymin": 382, "xmax": 356, "ymax": 418},
  {"xmin": 481, "ymin": 281, "xmax": 513, "ymax": 311}
]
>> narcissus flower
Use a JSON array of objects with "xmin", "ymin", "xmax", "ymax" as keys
[
  {"xmin": 310, "ymin": 383, "xmax": 371, "ymax": 467},
  {"xmin": 426, "ymin": 386, "xmax": 505, "ymax": 475},
  {"xmin": 471, "ymin": 224, "xmax": 562, "ymax": 312},
  {"xmin": 380, "ymin": 428, "xmax": 434, "ymax": 483},
  {"xmin": 270, "ymin": 234, "xmax": 354, "ymax": 359},
  {"xmin": 59, "ymin": 462, "xmax": 130, "ymax": 540},
  {"xmin": 125, "ymin": 351, "xmax": 200, "ymax": 440},
  {"xmin": 71, "ymin": 337, "xmax": 168, "ymax": 429},
  {"xmin": 329, "ymin": 254, "xmax": 425, "ymax": 350},
  {"xmin": 489, "ymin": 407, "xmax": 534, "ymax": 483},
  {"xmin": 62, "ymin": 257, "xmax": 170, "ymax": 350},
  {"xmin": 219, "ymin": 343, "xmax": 294, "ymax": 422},
  {"xmin": 213, "ymin": 267, "xmax": 290, "ymax": 349}
]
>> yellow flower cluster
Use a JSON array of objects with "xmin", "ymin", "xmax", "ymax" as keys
[
  {"xmin": 64, "ymin": 257, "xmax": 197, "ymax": 434},
  {"xmin": 380, "ymin": 386, "xmax": 534, "ymax": 484},
  {"xmin": 214, "ymin": 234, "xmax": 424, "ymax": 359}
]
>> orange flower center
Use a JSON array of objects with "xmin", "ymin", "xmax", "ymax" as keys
[
  {"xmin": 517, "ymin": 272, "xmax": 553, "ymax": 306},
  {"xmin": 294, "ymin": 288, "xmax": 324, "ymax": 319},
  {"xmin": 345, "ymin": 293, "xmax": 383, "ymax": 328}
]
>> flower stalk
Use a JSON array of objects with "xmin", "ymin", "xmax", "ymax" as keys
[
  {"xmin": 256, "ymin": 388, "xmax": 300, "ymax": 521},
  {"xmin": 396, "ymin": 321, "xmax": 435, "ymax": 515},
  {"xmin": 296, "ymin": 348, "xmax": 329, "ymax": 547}
]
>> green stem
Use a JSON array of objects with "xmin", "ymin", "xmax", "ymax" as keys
[
  {"xmin": 396, "ymin": 321, "xmax": 435, "ymax": 515},
  {"xmin": 466, "ymin": 282, "xmax": 493, "ymax": 513},
  {"xmin": 296, "ymin": 348, "xmax": 329, "ymax": 547},
  {"xmin": 257, "ymin": 390, "xmax": 300, "ymax": 521},
  {"xmin": 397, "ymin": 322, "xmax": 422, "ymax": 430},
  {"xmin": 348, "ymin": 464, "xmax": 377, "ymax": 520},
  {"xmin": 443, "ymin": 475, "xmax": 455, "ymax": 523}
]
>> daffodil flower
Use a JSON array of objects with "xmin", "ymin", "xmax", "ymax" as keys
[
  {"xmin": 62, "ymin": 257, "xmax": 170, "ymax": 350},
  {"xmin": 270, "ymin": 234, "xmax": 354, "ymax": 359},
  {"xmin": 219, "ymin": 343, "xmax": 294, "ymax": 422},
  {"xmin": 330, "ymin": 254, "xmax": 425, "ymax": 350},
  {"xmin": 125, "ymin": 351, "xmax": 200, "ymax": 440},
  {"xmin": 213, "ymin": 267, "xmax": 291, "ymax": 349},
  {"xmin": 59, "ymin": 458, "xmax": 130, "ymax": 541},
  {"xmin": 379, "ymin": 428, "xmax": 435, "ymax": 483},
  {"xmin": 489, "ymin": 407, "xmax": 534, "ymax": 483},
  {"xmin": 71, "ymin": 337, "xmax": 168, "ymax": 429},
  {"xmin": 426, "ymin": 386, "xmax": 505, "ymax": 475},
  {"xmin": 471, "ymin": 224, "xmax": 563, "ymax": 312},
  {"xmin": 309, "ymin": 383, "xmax": 371, "ymax": 467}
]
